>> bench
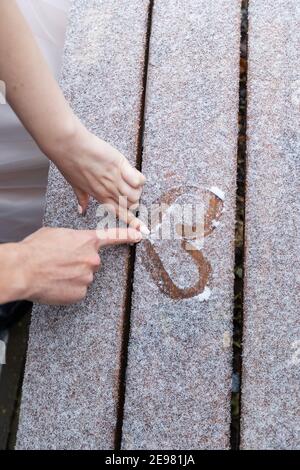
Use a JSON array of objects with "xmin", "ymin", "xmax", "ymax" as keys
[{"xmin": 15, "ymin": 0, "xmax": 299, "ymax": 450}]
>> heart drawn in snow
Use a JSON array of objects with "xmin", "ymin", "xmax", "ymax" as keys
[{"xmin": 141, "ymin": 186, "xmax": 224, "ymax": 299}]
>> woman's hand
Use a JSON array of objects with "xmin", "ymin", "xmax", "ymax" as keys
[
  {"xmin": 0, "ymin": 2, "xmax": 147, "ymax": 232},
  {"xmin": 0, "ymin": 226, "xmax": 142, "ymax": 305},
  {"xmin": 48, "ymin": 121, "xmax": 147, "ymax": 231}
]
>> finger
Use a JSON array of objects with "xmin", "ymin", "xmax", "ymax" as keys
[
  {"xmin": 76, "ymin": 227, "xmax": 140, "ymax": 251},
  {"xmin": 95, "ymin": 199, "xmax": 150, "ymax": 236},
  {"xmin": 74, "ymin": 187, "xmax": 90, "ymax": 215},
  {"xmin": 112, "ymin": 199, "xmax": 150, "ymax": 236},
  {"xmin": 118, "ymin": 181, "xmax": 142, "ymax": 205},
  {"xmin": 117, "ymin": 195, "xmax": 140, "ymax": 211},
  {"xmin": 129, "ymin": 201, "xmax": 140, "ymax": 211},
  {"xmin": 95, "ymin": 227, "xmax": 143, "ymax": 248},
  {"xmin": 105, "ymin": 199, "xmax": 138, "ymax": 229},
  {"xmin": 120, "ymin": 160, "xmax": 146, "ymax": 189}
]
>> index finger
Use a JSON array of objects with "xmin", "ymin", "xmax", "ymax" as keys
[{"xmin": 95, "ymin": 227, "xmax": 143, "ymax": 248}]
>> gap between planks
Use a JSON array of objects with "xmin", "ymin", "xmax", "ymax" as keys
[
  {"xmin": 114, "ymin": 0, "xmax": 155, "ymax": 450},
  {"xmin": 230, "ymin": 0, "xmax": 249, "ymax": 450}
]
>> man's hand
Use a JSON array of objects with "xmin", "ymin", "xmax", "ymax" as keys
[{"xmin": 11, "ymin": 227, "xmax": 142, "ymax": 305}]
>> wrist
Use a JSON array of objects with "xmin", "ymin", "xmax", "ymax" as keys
[
  {"xmin": 44, "ymin": 115, "xmax": 88, "ymax": 165},
  {"xmin": 0, "ymin": 243, "xmax": 30, "ymax": 303}
]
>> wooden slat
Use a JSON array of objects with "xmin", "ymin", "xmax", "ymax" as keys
[
  {"xmin": 241, "ymin": 0, "xmax": 300, "ymax": 449},
  {"xmin": 16, "ymin": 0, "xmax": 150, "ymax": 450},
  {"xmin": 122, "ymin": 0, "xmax": 241, "ymax": 450}
]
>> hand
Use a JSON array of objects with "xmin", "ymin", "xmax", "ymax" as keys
[
  {"xmin": 49, "ymin": 121, "xmax": 148, "ymax": 232},
  {"xmin": 0, "ymin": 2, "xmax": 147, "ymax": 232},
  {"xmin": 16, "ymin": 226, "xmax": 142, "ymax": 305}
]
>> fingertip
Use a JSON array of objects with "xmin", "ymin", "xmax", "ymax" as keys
[
  {"xmin": 127, "ymin": 227, "xmax": 143, "ymax": 243},
  {"xmin": 128, "ymin": 217, "xmax": 149, "ymax": 236},
  {"xmin": 133, "ymin": 171, "xmax": 146, "ymax": 188},
  {"xmin": 80, "ymin": 207, "xmax": 88, "ymax": 216},
  {"xmin": 128, "ymin": 219, "xmax": 142, "ymax": 233},
  {"xmin": 139, "ymin": 224, "xmax": 150, "ymax": 236},
  {"xmin": 123, "ymin": 165, "xmax": 145, "ymax": 189},
  {"xmin": 96, "ymin": 227, "xmax": 143, "ymax": 247},
  {"xmin": 131, "ymin": 173, "xmax": 141, "ymax": 189},
  {"xmin": 139, "ymin": 173, "xmax": 146, "ymax": 185},
  {"xmin": 128, "ymin": 201, "xmax": 140, "ymax": 212},
  {"xmin": 76, "ymin": 192, "xmax": 89, "ymax": 216}
]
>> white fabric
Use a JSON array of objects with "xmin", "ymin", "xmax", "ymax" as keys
[{"xmin": 0, "ymin": 0, "xmax": 70, "ymax": 242}]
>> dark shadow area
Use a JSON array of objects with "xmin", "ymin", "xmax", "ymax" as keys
[
  {"xmin": 230, "ymin": 0, "xmax": 248, "ymax": 450},
  {"xmin": 0, "ymin": 311, "xmax": 31, "ymax": 449}
]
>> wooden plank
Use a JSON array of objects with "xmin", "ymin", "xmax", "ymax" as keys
[
  {"xmin": 16, "ymin": 0, "xmax": 150, "ymax": 450},
  {"xmin": 241, "ymin": 0, "xmax": 300, "ymax": 449},
  {"xmin": 122, "ymin": 0, "xmax": 241, "ymax": 450}
]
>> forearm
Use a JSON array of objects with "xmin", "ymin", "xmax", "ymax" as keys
[
  {"xmin": 0, "ymin": 243, "xmax": 28, "ymax": 304},
  {"xmin": 0, "ymin": 0, "xmax": 78, "ymax": 161}
]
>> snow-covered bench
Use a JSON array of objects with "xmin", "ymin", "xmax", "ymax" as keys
[{"xmin": 16, "ymin": 0, "xmax": 299, "ymax": 450}]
